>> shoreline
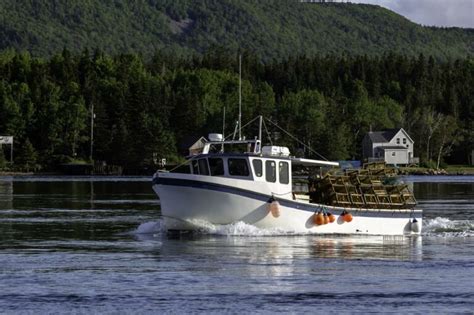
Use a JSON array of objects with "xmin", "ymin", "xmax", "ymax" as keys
[{"xmin": 397, "ymin": 167, "xmax": 474, "ymax": 176}]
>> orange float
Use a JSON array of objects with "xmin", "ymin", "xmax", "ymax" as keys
[
  {"xmin": 323, "ymin": 213, "xmax": 329, "ymax": 225},
  {"xmin": 343, "ymin": 212, "xmax": 353, "ymax": 222},
  {"xmin": 328, "ymin": 213, "xmax": 336, "ymax": 223},
  {"xmin": 313, "ymin": 211, "xmax": 324, "ymax": 225}
]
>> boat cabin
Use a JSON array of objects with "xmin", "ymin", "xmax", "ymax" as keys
[
  {"xmin": 186, "ymin": 136, "xmax": 339, "ymax": 199},
  {"xmin": 190, "ymin": 153, "xmax": 292, "ymax": 186}
]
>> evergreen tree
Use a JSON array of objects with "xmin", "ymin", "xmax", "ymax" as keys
[{"xmin": 16, "ymin": 139, "xmax": 37, "ymax": 172}]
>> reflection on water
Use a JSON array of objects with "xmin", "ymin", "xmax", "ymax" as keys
[
  {"xmin": 136, "ymin": 231, "xmax": 423, "ymax": 262},
  {"xmin": 0, "ymin": 176, "xmax": 473, "ymax": 313},
  {"xmin": 0, "ymin": 178, "xmax": 13, "ymax": 209}
]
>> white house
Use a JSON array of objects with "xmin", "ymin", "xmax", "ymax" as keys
[
  {"xmin": 362, "ymin": 128, "xmax": 418, "ymax": 165},
  {"xmin": 188, "ymin": 136, "xmax": 208, "ymax": 156}
]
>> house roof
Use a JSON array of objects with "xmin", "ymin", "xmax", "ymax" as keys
[
  {"xmin": 367, "ymin": 131, "xmax": 388, "ymax": 143},
  {"xmin": 179, "ymin": 135, "xmax": 207, "ymax": 151},
  {"xmin": 367, "ymin": 128, "xmax": 408, "ymax": 143},
  {"xmin": 189, "ymin": 137, "xmax": 208, "ymax": 150}
]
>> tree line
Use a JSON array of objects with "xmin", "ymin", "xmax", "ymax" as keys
[{"xmin": 0, "ymin": 49, "xmax": 472, "ymax": 172}]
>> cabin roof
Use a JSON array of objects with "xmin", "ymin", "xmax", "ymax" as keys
[{"xmin": 290, "ymin": 158, "xmax": 339, "ymax": 167}]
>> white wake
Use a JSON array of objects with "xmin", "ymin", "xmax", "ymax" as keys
[{"xmin": 130, "ymin": 217, "xmax": 474, "ymax": 238}]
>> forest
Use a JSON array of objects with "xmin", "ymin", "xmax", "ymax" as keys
[
  {"xmin": 0, "ymin": 49, "xmax": 472, "ymax": 172},
  {"xmin": 1, "ymin": 0, "xmax": 473, "ymax": 60}
]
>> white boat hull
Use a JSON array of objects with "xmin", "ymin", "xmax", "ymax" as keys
[{"xmin": 152, "ymin": 174, "xmax": 422, "ymax": 236}]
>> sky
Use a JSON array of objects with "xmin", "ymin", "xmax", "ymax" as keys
[{"xmin": 351, "ymin": 0, "xmax": 474, "ymax": 28}]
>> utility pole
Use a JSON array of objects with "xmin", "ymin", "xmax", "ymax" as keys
[{"xmin": 90, "ymin": 102, "xmax": 95, "ymax": 162}]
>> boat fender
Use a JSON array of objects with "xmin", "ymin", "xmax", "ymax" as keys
[
  {"xmin": 313, "ymin": 211, "xmax": 324, "ymax": 225},
  {"xmin": 323, "ymin": 213, "xmax": 329, "ymax": 225},
  {"xmin": 268, "ymin": 200, "xmax": 280, "ymax": 218},
  {"xmin": 411, "ymin": 218, "xmax": 420, "ymax": 233},
  {"xmin": 341, "ymin": 210, "xmax": 353, "ymax": 223},
  {"xmin": 328, "ymin": 213, "xmax": 336, "ymax": 223}
]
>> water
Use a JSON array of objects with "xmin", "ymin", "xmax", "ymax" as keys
[{"xmin": 0, "ymin": 175, "xmax": 473, "ymax": 313}]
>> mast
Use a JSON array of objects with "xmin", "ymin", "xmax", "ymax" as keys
[{"xmin": 238, "ymin": 54, "xmax": 242, "ymax": 141}]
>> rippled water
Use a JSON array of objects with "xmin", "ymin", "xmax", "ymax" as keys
[{"xmin": 0, "ymin": 175, "xmax": 473, "ymax": 313}]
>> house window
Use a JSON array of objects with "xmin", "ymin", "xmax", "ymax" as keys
[
  {"xmin": 403, "ymin": 138, "xmax": 407, "ymax": 144},
  {"xmin": 265, "ymin": 160, "xmax": 276, "ymax": 183},
  {"xmin": 396, "ymin": 138, "xmax": 400, "ymax": 144},
  {"xmin": 392, "ymin": 152, "xmax": 396, "ymax": 157},
  {"xmin": 279, "ymin": 162, "xmax": 289, "ymax": 184},
  {"xmin": 252, "ymin": 159, "xmax": 263, "ymax": 177},
  {"xmin": 208, "ymin": 158, "xmax": 224, "ymax": 176},
  {"xmin": 228, "ymin": 158, "xmax": 249, "ymax": 177}
]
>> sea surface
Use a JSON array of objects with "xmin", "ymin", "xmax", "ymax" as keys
[{"xmin": 0, "ymin": 175, "xmax": 473, "ymax": 314}]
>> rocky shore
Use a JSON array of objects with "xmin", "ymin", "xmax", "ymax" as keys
[{"xmin": 398, "ymin": 168, "xmax": 474, "ymax": 176}]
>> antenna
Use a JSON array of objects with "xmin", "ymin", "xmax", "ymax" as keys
[
  {"xmin": 232, "ymin": 120, "xmax": 238, "ymax": 140},
  {"xmin": 238, "ymin": 54, "xmax": 242, "ymax": 141}
]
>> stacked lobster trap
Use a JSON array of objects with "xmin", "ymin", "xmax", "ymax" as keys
[{"xmin": 308, "ymin": 162, "xmax": 416, "ymax": 209}]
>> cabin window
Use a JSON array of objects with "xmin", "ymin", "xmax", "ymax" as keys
[
  {"xmin": 392, "ymin": 152, "xmax": 396, "ymax": 157},
  {"xmin": 198, "ymin": 158, "xmax": 209, "ymax": 175},
  {"xmin": 228, "ymin": 158, "xmax": 250, "ymax": 177},
  {"xmin": 252, "ymin": 159, "xmax": 263, "ymax": 177},
  {"xmin": 208, "ymin": 158, "xmax": 224, "ymax": 176},
  {"xmin": 403, "ymin": 138, "xmax": 407, "ymax": 144},
  {"xmin": 265, "ymin": 160, "xmax": 276, "ymax": 183},
  {"xmin": 279, "ymin": 162, "xmax": 289, "ymax": 184},
  {"xmin": 396, "ymin": 138, "xmax": 400, "ymax": 144},
  {"xmin": 191, "ymin": 160, "xmax": 199, "ymax": 174}
]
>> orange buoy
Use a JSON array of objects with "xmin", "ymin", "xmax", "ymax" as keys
[
  {"xmin": 323, "ymin": 213, "xmax": 329, "ymax": 225},
  {"xmin": 268, "ymin": 200, "xmax": 280, "ymax": 218},
  {"xmin": 340, "ymin": 210, "xmax": 346, "ymax": 221},
  {"xmin": 328, "ymin": 213, "xmax": 336, "ymax": 223},
  {"xmin": 313, "ymin": 211, "xmax": 324, "ymax": 225},
  {"xmin": 343, "ymin": 212, "xmax": 353, "ymax": 223}
]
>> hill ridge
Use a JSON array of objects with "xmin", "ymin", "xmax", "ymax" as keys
[{"xmin": 0, "ymin": 0, "xmax": 472, "ymax": 59}]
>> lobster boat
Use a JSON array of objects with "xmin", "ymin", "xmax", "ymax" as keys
[{"xmin": 152, "ymin": 116, "xmax": 422, "ymax": 235}]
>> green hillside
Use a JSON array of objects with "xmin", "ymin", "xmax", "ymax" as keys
[{"xmin": 0, "ymin": 0, "xmax": 472, "ymax": 59}]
